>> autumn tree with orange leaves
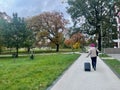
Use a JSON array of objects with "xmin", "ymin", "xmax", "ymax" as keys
[
  {"xmin": 64, "ymin": 32, "xmax": 85, "ymax": 49},
  {"xmin": 27, "ymin": 11, "xmax": 68, "ymax": 52}
]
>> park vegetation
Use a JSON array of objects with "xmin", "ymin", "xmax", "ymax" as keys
[
  {"xmin": 99, "ymin": 54, "xmax": 120, "ymax": 78},
  {"xmin": 0, "ymin": 53, "xmax": 80, "ymax": 90},
  {"xmin": 0, "ymin": 11, "xmax": 85, "ymax": 55},
  {"xmin": 0, "ymin": 0, "xmax": 120, "ymax": 54},
  {"xmin": 64, "ymin": 32, "xmax": 85, "ymax": 50},
  {"xmin": 67, "ymin": 0, "xmax": 120, "ymax": 51},
  {"xmin": 0, "ymin": 0, "xmax": 120, "ymax": 89},
  {"xmin": 27, "ymin": 12, "xmax": 69, "ymax": 52},
  {"xmin": 0, "ymin": 12, "xmax": 70, "ymax": 55}
]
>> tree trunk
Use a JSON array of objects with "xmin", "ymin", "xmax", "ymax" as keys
[
  {"xmin": 0, "ymin": 47, "xmax": 1, "ymax": 54},
  {"xmin": 16, "ymin": 47, "xmax": 19, "ymax": 58},
  {"xmin": 27, "ymin": 47, "xmax": 30, "ymax": 53},
  {"xmin": 56, "ymin": 44, "xmax": 59, "ymax": 52},
  {"xmin": 98, "ymin": 32, "xmax": 101, "ymax": 51}
]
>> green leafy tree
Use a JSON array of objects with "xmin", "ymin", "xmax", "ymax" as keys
[
  {"xmin": 23, "ymin": 28, "xmax": 35, "ymax": 53},
  {"xmin": 3, "ymin": 13, "xmax": 34, "ymax": 56},
  {"xmin": 0, "ymin": 18, "xmax": 7, "ymax": 53},
  {"xmin": 67, "ymin": 0, "xmax": 118, "ymax": 51}
]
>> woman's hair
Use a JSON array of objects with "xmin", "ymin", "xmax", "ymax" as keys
[{"xmin": 90, "ymin": 43, "xmax": 95, "ymax": 47}]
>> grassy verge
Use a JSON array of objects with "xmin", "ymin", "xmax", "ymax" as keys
[
  {"xmin": 100, "ymin": 54, "xmax": 120, "ymax": 78},
  {"xmin": 0, "ymin": 53, "xmax": 80, "ymax": 90},
  {"xmin": 0, "ymin": 48, "xmax": 75, "ymax": 54},
  {"xmin": 99, "ymin": 53, "xmax": 110, "ymax": 57},
  {"xmin": 103, "ymin": 59, "xmax": 120, "ymax": 77}
]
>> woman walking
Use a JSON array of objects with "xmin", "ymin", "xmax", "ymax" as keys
[{"xmin": 87, "ymin": 43, "xmax": 99, "ymax": 71}]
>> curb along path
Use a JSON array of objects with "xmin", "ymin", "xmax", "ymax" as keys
[{"xmin": 48, "ymin": 53, "xmax": 120, "ymax": 90}]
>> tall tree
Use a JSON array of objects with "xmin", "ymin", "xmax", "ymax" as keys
[
  {"xmin": 3, "ymin": 13, "xmax": 34, "ymax": 56},
  {"xmin": 23, "ymin": 28, "xmax": 35, "ymax": 52},
  {"xmin": 0, "ymin": 18, "xmax": 7, "ymax": 53},
  {"xmin": 27, "ymin": 11, "xmax": 68, "ymax": 52},
  {"xmin": 67, "ymin": 0, "xmax": 117, "ymax": 51}
]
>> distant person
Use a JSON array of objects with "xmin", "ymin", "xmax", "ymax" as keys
[{"xmin": 86, "ymin": 43, "xmax": 99, "ymax": 71}]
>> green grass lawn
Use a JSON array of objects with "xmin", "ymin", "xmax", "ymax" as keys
[
  {"xmin": 100, "ymin": 54, "xmax": 120, "ymax": 78},
  {"xmin": 103, "ymin": 59, "xmax": 120, "ymax": 76},
  {"xmin": 99, "ymin": 53, "xmax": 110, "ymax": 57},
  {"xmin": 0, "ymin": 53, "xmax": 80, "ymax": 90}
]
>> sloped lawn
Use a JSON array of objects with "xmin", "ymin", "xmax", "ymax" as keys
[
  {"xmin": 99, "ymin": 54, "xmax": 120, "ymax": 78},
  {"xmin": 103, "ymin": 59, "xmax": 120, "ymax": 76},
  {"xmin": 0, "ymin": 53, "xmax": 80, "ymax": 90}
]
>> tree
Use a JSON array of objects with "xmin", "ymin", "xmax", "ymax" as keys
[
  {"xmin": 64, "ymin": 32, "xmax": 85, "ymax": 50},
  {"xmin": 73, "ymin": 42, "xmax": 80, "ymax": 49},
  {"xmin": 64, "ymin": 39, "xmax": 72, "ymax": 48},
  {"xmin": 27, "ymin": 11, "xmax": 68, "ymax": 52},
  {"xmin": 67, "ymin": 0, "xmax": 117, "ymax": 51},
  {"xmin": 71, "ymin": 32, "xmax": 85, "ymax": 48},
  {"xmin": 23, "ymin": 29, "xmax": 35, "ymax": 52},
  {"xmin": 3, "ymin": 13, "xmax": 34, "ymax": 56},
  {"xmin": 0, "ymin": 18, "xmax": 7, "ymax": 53}
]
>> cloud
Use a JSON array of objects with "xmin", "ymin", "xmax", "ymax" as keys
[
  {"xmin": 0, "ymin": 0, "xmax": 72, "ymax": 26},
  {"xmin": 0, "ymin": 0, "xmax": 15, "ymax": 12},
  {"xmin": 6, "ymin": 0, "xmax": 44, "ymax": 17},
  {"xmin": 0, "ymin": 0, "xmax": 68, "ymax": 17}
]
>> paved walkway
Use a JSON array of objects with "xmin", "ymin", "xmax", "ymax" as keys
[{"xmin": 48, "ymin": 53, "xmax": 120, "ymax": 90}]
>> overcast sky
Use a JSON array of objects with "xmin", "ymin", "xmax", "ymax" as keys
[{"xmin": 0, "ymin": 0, "xmax": 69, "ymax": 19}]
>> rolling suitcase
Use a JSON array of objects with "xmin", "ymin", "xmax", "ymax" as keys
[{"xmin": 84, "ymin": 62, "xmax": 91, "ymax": 71}]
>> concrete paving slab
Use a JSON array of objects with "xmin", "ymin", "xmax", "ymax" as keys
[{"xmin": 48, "ymin": 53, "xmax": 120, "ymax": 90}]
